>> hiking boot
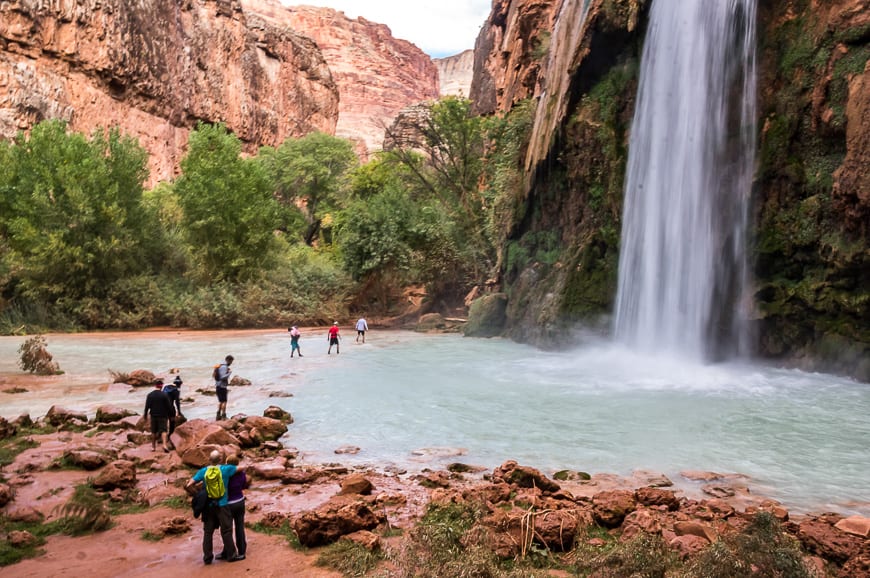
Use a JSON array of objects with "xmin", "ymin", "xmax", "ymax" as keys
[
  {"xmin": 203, "ymin": 555, "xmax": 214, "ymax": 565},
  {"xmin": 228, "ymin": 554, "xmax": 245, "ymax": 562}
]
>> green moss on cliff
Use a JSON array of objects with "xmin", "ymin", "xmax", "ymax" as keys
[
  {"xmin": 755, "ymin": 4, "xmax": 869, "ymax": 379},
  {"xmin": 503, "ymin": 56, "xmax": 638, "ymax": 342}
]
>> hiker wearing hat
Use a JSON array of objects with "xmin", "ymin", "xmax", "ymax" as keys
[
  {"xmin": 327, "ymin": 321, "xmax": 341, "ymax": 355},
  {"xmin": 163, "ymin": 376, "xmax": 183, "ymax": 439},
  {"xmin": 144, "ymin": 378, "xmax": 172, "ymax": 452}
]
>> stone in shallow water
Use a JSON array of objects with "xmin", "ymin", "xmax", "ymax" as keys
[{"xmin": 410, "ymin": 447, "xmax": 467, "ymax": 458}]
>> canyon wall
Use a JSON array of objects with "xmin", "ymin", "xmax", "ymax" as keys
[
  {"xmin": 0, "ymin": 0, "xmax": 339, "ymax": 185},
  {"xmin": 474, "ymin": 0, "xmax": 869, "ymax": 380},
  {"xmin": 250, "ymin": 0, "xmax": 440, "ymax": 157},
  {"xmin": 434, "ymin": 49, "xmax": 475, "ymax": 97}
]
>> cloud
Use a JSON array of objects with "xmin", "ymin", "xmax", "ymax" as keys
[{"xmin": 284, "ymin": 0, "xmax": 491, "ymax": 57}]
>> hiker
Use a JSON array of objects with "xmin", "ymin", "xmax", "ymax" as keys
[
  {"xmin": 186, "ymin": 450, "xmax": 243, "ymax": 565},
  {"xmin": 327, "ymin": 321, "xmax": 341, "ymax": 354},
  {"xmin": 223, "ymin": 454, "xmax": 249, "ymax": 560},
  {"xmin": 143, "ymin": 379, "xmax": 172, "ymax": 453},
  {"xmin": 288, "ymin": 326, "xmax": 303, "ymax": 357},
  {"xmin": 162, "ymin": 375, "xmax": 183, "ymax": 439},
  {"xmin": 355, "ymin": 317, "xmax": 369, "ymax": 343},
  {"xmin": 214, "ymin": 355, "xmax": 234, "ymax": 421}
]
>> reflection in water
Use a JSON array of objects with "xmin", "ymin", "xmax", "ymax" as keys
[{"xmin": 1, "ymin": 329, "xmax": 868, "ymax": 515}]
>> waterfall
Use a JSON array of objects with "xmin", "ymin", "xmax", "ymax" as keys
[{"xmin": 614, "ymin": 0, "xmax": 758, "ymax": 361}]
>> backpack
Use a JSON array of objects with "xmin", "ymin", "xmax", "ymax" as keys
[
  {"xmin": 204, "ymin": 465, "xmax": 225, "ymax": 500},
  {"xmin": 212, "ymin": 364, "xmax": 221, "ymax": 381}
]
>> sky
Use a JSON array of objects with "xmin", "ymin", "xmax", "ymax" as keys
[{"xmin": 284, "ymin": 0, "xmax": 492, "ymax": 58}]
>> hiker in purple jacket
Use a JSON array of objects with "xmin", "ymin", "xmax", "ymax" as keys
[{"xmin": 221, "ymin": 454, "xmax": 249, "ymax": 560}]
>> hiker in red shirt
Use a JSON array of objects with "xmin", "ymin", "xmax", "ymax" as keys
[{"xmin": 327, "ymin": 322, "xmax": 341, "ymax": 355}]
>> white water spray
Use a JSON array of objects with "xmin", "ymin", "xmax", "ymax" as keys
[{"xmin": 614, "ymin": 0, "xmax": 758, "ymax": 361}]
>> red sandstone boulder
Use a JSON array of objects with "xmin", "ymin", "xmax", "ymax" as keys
[
  {"xmin": 8, "ymin": 530, "xmax": 36, "ymax": 548},
  {"xmin": 339, "ymin": 474, "xmax": 374, "ymax": 496},
  {"xmin": 250, "ymin": 458, "xmax": 289, "ymax": 480},
  {"xmin": 533, "ymin": 508, "xmax": 586, "ymax": 551},
  {"xmin": 635, "ymin": 487, "xmax": 680, "ymax": 511},
  {"xmin": 835, "ymin": 516, "xmax": 870, "ymax": 538},
  {"xmin": 292, "ymin": 496, "xmax": 386, "ymax": 547},
  {"xmin": 281, "ymin": 467, "xmax": 325, "ymax": 485},
  {"xmin": 840, "ymin": 542, "xmax": 870, "ymax": 578},
  {"xmin": 95, "ymin": 406, "xmax": 137, "ymax": 423},
  {"xmin": 798, "ymin": 517, "xmax": 864, "ymax": 564},
  {"xmin": 463, "ymin": 481, "xmax": 512, "ymax": 505},
  {"xmin": 493, "ymin": 461, "xmax": 560, "ymax": 493},
  {"xmin": 64, "ymin": 449, "xmax": 112, "ymax": 470},
  {"xmin": 263, "ymin": 405, "xmax": 293, "ymax": 423},
  {"xmin": 341, "ymin": 530, "xmax": 381, "ymax": 551},
  {"xmin": 592, "ymin": 490, "xmax": 637, "ymax": 528},
  {"xmin": 170, "ymin": 419, "xmax": 241, "ymax": 465},
  {"xmin": 670, "ymin": 534, "xmax": 710, "ymax": 559},
  {"xmin": 92, "ymin": 460, "xmax": 137, "ymax": 490},
  {"xmin": 674, "ymin": 520, "xmax": 718, "ymax": 543},
  {"xmin": 621, "ymin": 508, "xmax": 664, "ymax": 540},
  {"xmin": 241, "ymin": 415, "xmax": 288, "ymax": 440},
  {"xmin": 44, "ymin": 406, "xmax": 88, "ymax": 426},
  {"xmin": 6, "ymin": 506, "xmax": 43, "ymax": 524}
]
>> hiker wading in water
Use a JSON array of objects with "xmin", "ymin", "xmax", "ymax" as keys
[{"xmin": 214, "ymin": 355, "xmax": 233, "ymax": 420}]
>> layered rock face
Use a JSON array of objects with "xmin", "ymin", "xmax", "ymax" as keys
[
  {"xmin": 0, "ymin": 0, "xmax": 339, "ymax": 184},
  {"xmin": 474, "ymin": 0, "xmax": 868, "ymax": 379},
  {"xmin": 434, "ymin": 49, "xmax": 475, "ymax": 97},
  {"xmin": 249, "ymin": 0, "xmax": 439, "ymax": 156},
  {"xmin": 469, "ymin": 0, "xmax": 558, "ymax": 116}
]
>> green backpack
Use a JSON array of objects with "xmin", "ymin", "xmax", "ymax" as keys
[{"xmin": 204, "ymin": 465, "xmax": 225, "ymax": 500}]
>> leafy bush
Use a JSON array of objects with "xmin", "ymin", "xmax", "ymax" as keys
[
  {"xmin": 17, "ymin": 335, "xmax": 62, "ymax": 375},
  {"xmin": 52, "ymin": 484, "xmax": 112, "ymax": 535},
  {"xmin": 682, "ymin": 512, "xmax": 820, "ymax": 578}
]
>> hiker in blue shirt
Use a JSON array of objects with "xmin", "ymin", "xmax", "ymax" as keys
[{"xmin": 186, "ymin": 450, "xmax": 243, "ymax": 564}]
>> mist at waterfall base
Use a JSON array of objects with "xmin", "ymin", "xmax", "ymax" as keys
[{"xmin": 1, "ymin": 330, "xmax": 868, "ymax": 517}]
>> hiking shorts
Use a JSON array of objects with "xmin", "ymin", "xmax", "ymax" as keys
[
  {"xmin": 150, "ymin": 415, "xmax": 168, "ymax": 434},
  {"xmin": 216, "ymin": 386, "xmax": 228, "ymax": 403}
]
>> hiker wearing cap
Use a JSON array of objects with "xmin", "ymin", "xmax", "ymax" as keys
[
  {"xmin": 327, "ymin": 322, "xmax": 341, "ymax": 355},
  {"xmin": 162, "ymin": 376, "xmax": 183, "ymax": 439},
  {"xmin": 288, "ymin": 326, "xmax": 303, "ymax": 358},
  {"xmin": 144, "ymin": 379, "xmax": 172, "ymax": 452}
]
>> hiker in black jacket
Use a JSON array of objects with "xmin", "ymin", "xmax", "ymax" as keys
[
  {"xmin": 163, "ymin": 376, "xmax": 183, "ymax": 440},
  {"xmin": 144, "ymin": 379, "xmax": 172, "ymax": 452}
]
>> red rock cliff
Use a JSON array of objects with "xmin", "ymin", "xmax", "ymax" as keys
[
  {"xmin": 469, "ymin": 0, "xmax": 558, "ymax": 116},
  {"xmin": 0, "ymin": 0, "xmax": 339, "ymax": 184},
  {"xmin": 246, "ymin": 0, "xmax": 440, "ymax": 156}
]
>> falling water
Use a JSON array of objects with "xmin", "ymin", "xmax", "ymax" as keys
[{"xmin": 614, "ymin": 0, "xmax": 757, "ymax": 361}]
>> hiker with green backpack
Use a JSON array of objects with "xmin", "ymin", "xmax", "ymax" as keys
[{"xmin": 186, "ymin": 449, "xmax": 244, "ymax": 564}]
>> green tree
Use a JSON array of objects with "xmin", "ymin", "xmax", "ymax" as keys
[
  {"xmin": 260, "ymin": 132, "xmax": 358, "ymax": 245},
  {"xmin": 175, "ymin": 123, "xmax": 280, "ymax": 283},
  {"xmin": 0, "ymin": 120, "xmax": 152, "ymax": 304},
  {"xmin": 383, "ymin": 97, "xmax": 492, "ymax": 291},
  {"xmin": 337, "ymin": 155, "xmax": 467, "ymax": 311}
]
